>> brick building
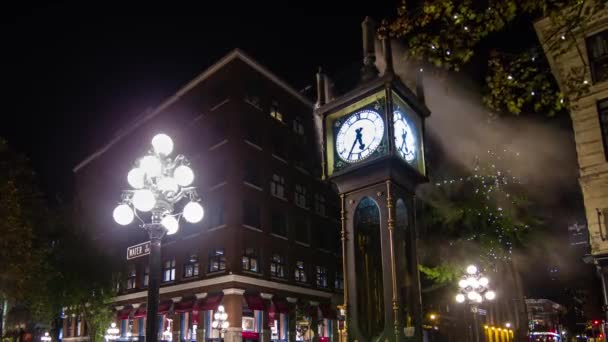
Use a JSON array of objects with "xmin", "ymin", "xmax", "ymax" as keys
[{"xmin": 67, "ymin": 50, "xmax": 343, "ymax": 342}]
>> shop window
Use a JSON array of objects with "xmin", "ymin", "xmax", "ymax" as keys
[
  {"xmin": 316, "ymin": 266, "xmax": 328, "ymax": 288},
  {"xmin": 242, "ymin": 247, "xmax": 259, "ymax": 272},
  {"xmin": 295, "ymin": 260, "xmax": 307, "ymax": 283},
  {"xmin": 209, "ymin": 248, "xmax": 226, "ymax": 272},
  {"xmin": 162, "ymin": 258, "xmax": 176, "ymax": 282},
  {"xmin": 184, "ymin": 254, "xmax": 200, "ymax": 278},
  {"xmin": 270, "ymin": 253, "xmax": 285, "ymax": 278}
]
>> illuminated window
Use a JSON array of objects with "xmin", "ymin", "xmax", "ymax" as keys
[
  {"xmin": 292, "ymin": 116, "xmax": 304, "ymax": 135},
  {"xmin": 316, "ymin": 266, "xmax": 328, "ymax": 288},
  {"xmin": 242, "ymin": 247, "xmax": 259, "ymax": 272},
  {"xmin": 270, "ymin": 174, "xmax": 285, "ymax": 199},
  {"xmin": 208, "ymin": 248, "xmax": 226, "ymax": 272},
  {"xmin": 270, "ymin": 100, "xmax": 283, "ymax": 122},
  {"xmin": 588, "ymin": 30, "xmax": 608, "ymax": 83},
  {"xmin": 598, "ymin": 98, "xmax": 608, "ymax": 160},
  {"xmin": 162, "ymin": 258, "xmax": 176, "ymax": 282},
  {"xmin": 295, "ymin": 260, "xmax": 307, "ymax": 283},
  {"xmin": 184, "ymin": 255, "xmax": 199, "ymax": 278},
  {"xmin": 294, "ymin": 184, "xmax": 308, "ymax": 208},
  {"xmin": 126, "ymin": 264, "xmax": 136, "ymax": 289},
  {"xmin": 314, "ymin": 194, "xmax": 326, "ymax": 216},
  {"xmin": 270, "ymin": 254, "xmax": 285, "ymax": 278}
]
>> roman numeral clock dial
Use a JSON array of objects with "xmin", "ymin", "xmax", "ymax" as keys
[{"xmin": 335, "ymin": 109, "xmax": 385, "ymax": 163}]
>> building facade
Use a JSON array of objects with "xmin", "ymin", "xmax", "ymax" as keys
[
  {"xmin": 534, "ymin": 4, "xmax": 608, "ymax": 327},
  {"xmin": 68, "ymin": 50, "xmax": 343, "ymax": 342},
  {"xmin": 525, "ymin": 299, "xmax": 566, "ymax": 340}
]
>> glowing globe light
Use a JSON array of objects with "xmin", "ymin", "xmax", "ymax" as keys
[
  {"xmin": 113, "ymin": 204, "xmax": 134, "ymax": 225},
  {"xmin": 485, "ymin": 291, "xmax": 496, "ymax": 300},
  {"xmin": 221, "ymin": 312, "xmax": 228, "ymax": 321},
  {"xmin": 214, "ymin": 312, "xmax": 220, "ymax": 320},
  {"xmin": 162, "ymin": 215, "xmax": 179, "ymax": 235},
  {"xmin": 183, "ymin": 202, "xmax": 204, "ymax": 223},
  {"xmin": 212, "ymin": 321, "xmax": 219, "ymax": 328},
  {"xmin": 466, "ymin": 265, "xmax": 478, "ymax": 275},
  {"xmin": 458, "ymin": 279, "xmax": 468, "ymax": 288},
  {"xmin": 174, "ymin": 165, "xmax": 194, "ymax": 186},
  {"xmin": 140, "ymin": 155, "xmax": 162, "ymax": 177},
  {"xmin": 221, "ymin": 321, "xmax": 229, "ymax": 329},
  {"xmin": 479, "ymin": 277, "xmax": 489, "ymax": 287},
  {"xmin": 133, "ymin": 189, "xmax": 156, "ymax": 212},
  {"xmin": 127, "ymin": 168, "xmax": 145, "ymax": 189},
  {"xmin": 41, "ymin": 332, "xmax": 52, "ymax": 342},
  {"xmin": 218, "ymin": 305, "xmax": 225, "ymax": 312},
  {"xmin": 468, "ymin": 291, "xmax": 479, "ymax": 301},
  {"xmin": 468, "ymin": 277, "xmax": 479, "ymax": 288},
  {"xmin": 455, "ymin": 294, "xmax": 465, "ymax": 303},
  {"xmin": 158, "ymin": 177, "xmax": 179, "ymax": 194},
  {"xmin": 152, "ymin": 133, "xmax": 174, "ymax": 156},
  {"xmin": 505, "ymin": 323, "xmax": 511, "ymax": 328}
]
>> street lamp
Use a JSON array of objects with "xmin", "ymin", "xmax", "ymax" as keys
[
  {"xmin": 105, "ymin": 323, "xmax": 120, "ymax": 341},
  {"xmin": 212, "ymin": 305, "xmax": 229, "ymax": 340},
  {"xmin": 112, "ymin": 133, "xmax": 203, "ymax": 342},
  {"xmin": 40, "ymin": 332, "xmax": 52, "ymax": 342},
  {"xmin": 455, "ymin": 265, "xmax": 496, "ymax": 342}
]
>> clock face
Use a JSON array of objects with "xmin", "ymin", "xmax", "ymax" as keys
[
  {"xmin": 393, "ymin": 110, "xmax": 417, "ymax": 162},
  {"xmin": 335, "ymin": 109, "xmax": 385, "ymax": 163}
]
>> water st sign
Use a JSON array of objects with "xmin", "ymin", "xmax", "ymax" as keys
[{"xmin": 126, "ymin": 241, "xmax": 150, "ymax": 260}]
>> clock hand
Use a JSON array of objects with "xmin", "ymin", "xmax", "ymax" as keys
[
  {"xmin": 348, "ymin": 136, "xmax": 358, "ymax": 159},
  {"xmin": 356, "ymin": 127, "xmax": 365, "ymax": 150}
]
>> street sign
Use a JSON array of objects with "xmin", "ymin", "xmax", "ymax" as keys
[{"xmin": 126, "ymin": 241, "xmax": 151, "ymax": 260}]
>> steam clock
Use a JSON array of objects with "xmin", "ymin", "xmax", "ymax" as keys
[{"xmin": 314, "ymin": 17, "xmax": 430, "ymax": 341}]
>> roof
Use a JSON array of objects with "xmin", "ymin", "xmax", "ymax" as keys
[{"xmin": 73, "ymin": 49, "xmax": 313, "ymax": 172}]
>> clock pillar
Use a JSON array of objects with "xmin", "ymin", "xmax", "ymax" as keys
[{"xmin": 314, "ymin": 17, "xmax": 430, "ymax": 342}]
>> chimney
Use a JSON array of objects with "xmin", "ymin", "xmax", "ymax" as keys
[
  {"xmin": 360, "ymin": 16, "xmax": 380, "ymax": 82},
  {"xmin": 324, "ymin": 74, "xmax": 334, "ymax": 103},
  {"xmin": 416, "ymin": 66, "xmax": 426, "ymax": 103},
  {"xmin": 316, "ymin": 67, "xmax": 326, "ymax": 108}
]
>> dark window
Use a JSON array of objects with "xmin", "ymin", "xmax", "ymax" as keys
[
  {"xmin": 244, "ymin": 162, "xmax": 261, "ymax": 187},
  {"xmin": 314, "ymin": 194, "xmax": 326, "ymax": 216},
  {"xmin": 270, "ymin": 174, "xmax": 286, "ymax": 199},
  {"xmin": 210, "ymin": 118, "xmax": 228, "ymax": 145},
  {"xmin": 243, "ymin": 200, "xmax": 261, "ymax": 228},
  {"xmin": 292, "ymin": 116, "xmax": 305, "ymax": 136},
  {"xmin": 272, "ymin": 134, "xmax": 287, "ymax": 160},
  {"xmin": 162, "ymin": 258, "xmax": 176, "ymax": 282},
  {"xmin": 209, "ymin": 202, "xmax": 225, "ymax": 228},
  {"xmin": 335, "ymin": 265, "xmax": 344, "ymax": 290},
  {"xmin": 126, "ymin": 264, "xmax": 136, "ymax": 289},
  {"xmin": 588, "ymin": 30, "xmax": 608, "ymax": 83},
  {"xmin": 242, "ymin": 248, "xmax": 259, "ymax": 272},
  {"xmin": 598, "ymin": 99, "xmax": 608, "ymax": 160},
  {"xmin": 294, "ymin": 184, "xmax": 308, "ymax": 208},
  {"xmin": 317, "ymin": 226, "xmax": 331, "ymax": 250},
  {"xmin": 271, "ymin": 211, "xmax": 288, "ymax": 237},
  {"xmin": 209, "ymin": 248, "xmax": 226, "ymax": 272},
  {"xmin": 295, "ymin": 216, "xmax": 310, "ymax": 244},
  {"xmin": 244, "ymin": 119, "xmax": 262, "ymax": 146},
  {"xmin": 270, "ymin": 100, "xmax": 283, "ymax": 122},
  {"xmin": 270, "ymin": 254, "xmax": 285, "ymax": 278},
  {"xmin": 316, "ymin": 266, "xmax": 328, "ymax": 288},
  {"xmin": 143, "ymin": 266, "xmax": 149, "ymax": 287},
  {"xmin": 295, "ymin": 260, "xmax": 307, "ymax": 283},
  {"xmin": 184, "ymin": 254, "xmax": 200, "ymax": 278}
]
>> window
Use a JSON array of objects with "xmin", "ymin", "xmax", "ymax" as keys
[
  {"xmin": 143, "ymin": 266, "xmax": 149, "ymax": 287},
  {"xmin": 210, "ymin": 117, "xmax": 228, "ymax": 145},
  {"xmin": 587, "ymin": 30, "xmax": 608, "ymax": 83},
  {"xmin": 270, "ymin": 254, "xmax": 285, "ymax": 278},
  {"xmin": 316, "ymin": 266, "xmax": 328, "ymax": 288},
  {"xmin": 294, "ymin": 184, "xmax": 308, "ymax": 208},
  {"xmin": 162, "ymin": 258, "xmax": 176, "ymax": 282},
  {"xmin": 242, "ymin": 248, "xmax": 259, "ymax": 272},
  {"xmin": 314, "ymin": 194, "xmax": 326, "ymax": 216},
  {"xmin": 335, "ymin": 264, "xmax": 344, "ymax": 289},
  {"xmin": 244, "ymin": 119, "xmax": 262, "ymax": 146},
  {"xmin": 295, "ymin": 216, "xmax": 310, "ymax": 244},
  {"xmin": 209, "ymin": 202, "xmax": 225, "ymax": 228},
  {"xmin": 292, "ymin": 116, "xmax": 305, "ymax": 136},
  {"xmin": 270, "ymin": 174, "xmax": 286, "ymax": 199},
  {"xmin": 184, "ymin": 254, "xmax": 200, "ymax": 278},
  {"xmin": 244, "ymin": 162, "xmax": 261, "ymax": 187},
  {"xmin": 295, "ymin": 261, "xmax": 307, "ymax": 283},
  {"xmin": 272, "ymin": 134, "xmax": 287, "ymax": 160},
  {"xmin": 598, "ymin": 99, "xmax": 608, "ymax": 160},
  {"xmin": 243, "ymin": 200, "xmax": 261, "ymax": 228},
  {"xmin": 209, "ymin": 248, "xmax": 226, "ymax": 272},
  {"xmin": 126, "ymin": 264, "xmax": 136, "ymax": 289},
  {"xmin": 271, "ymin": 211, "xmax": 288, "ymax": 237},
  {"xmin": 270, "ymin": 100, "xmax": 283, "ymax": 122}
]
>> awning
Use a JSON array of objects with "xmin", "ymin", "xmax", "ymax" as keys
[
  {"xmin": 244, "ymin": 294, "xmax": 265, "ymax": 311},
  {"xmin": 174, "ymin": 299, "xmax": 195, "ymax": 313},
  {"xmin": 272, "ymin": 298, "xmax": 289, "ymax": 314},
  {"xmin": 158, "ymin": 301, "xmax": 172, "ymax": 315},
  {"xmin": 133, "ymin": 305, "xmax": 146, "ymax": 318},
  {"xmin": 319, "ymin": 304, "xmax": 336, "ymax": 319},
  {"xmin": 242, "ymin": 331, "xmax": 259, "ymax": 340},
  {"xmin": 196, "ymin": 293, "xmax": 223, "ymax": 311},
  {"xmin": 117, "ymin": 307, "xmax": 132, "ymax": 320}
]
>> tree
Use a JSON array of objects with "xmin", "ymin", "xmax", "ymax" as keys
[{"xmin": 383, "ymin": 0, "xmax": 606, "ymax": 116}]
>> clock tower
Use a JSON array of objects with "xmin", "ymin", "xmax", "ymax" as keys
[{"xmin": 314, "ymin": 17, "xmax": 430, "ymax": 342}]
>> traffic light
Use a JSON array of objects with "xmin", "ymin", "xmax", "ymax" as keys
[{"xmin": 593, "ymin": 320, "xmax": 600, "ymax": 325}]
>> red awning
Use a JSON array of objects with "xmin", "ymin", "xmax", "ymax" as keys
[
  {"xmin": 244, "ymin": 294, "xmax": 265, "ymax": 311},
  {"xmin": 196, "ymin": 293, "xmax": 223, "ymax": 311},
  {"xmin": 158, "ymin": 301, "xmax": 172, "ymax": 314},
  {"xmin": 117, "ymin": 307, "xmax": 132, "ymax": 320},
  {"xmin": 242, "ymin": 331, "xmax": 259, "ymax": 340},
  {"xmin": 133, "ymin": 306, "xmax": 146, "ymax": 318},
  {"xmin": 319, "ymin": 304, "xmax": 336, "ymax": 319},
  {"xmin": 272, "ymin": 299, "xmax": 289, "ymax": 314},
  {"xmin": 174, "ymin": 299, "xmax": 195, "ymax": 313}
]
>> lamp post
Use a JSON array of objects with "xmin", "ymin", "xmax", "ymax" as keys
[
  {"xmin": 40, "ymin": 332, "xmax": 52, "ymax": 342},
  {"xmin": 211, "ymin": 305, "xmax": 229, "ymax": 340},
  {"xmin": 105, "ymin": 323, "xmax": 120, "ymax": 342},
  {"xmin": 112, "ymin": 133, "xmax": 204, "ymax": 342},
  {"xmin": 455, "ymin": 265, "xmax": 496, "ymax": 342}
]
